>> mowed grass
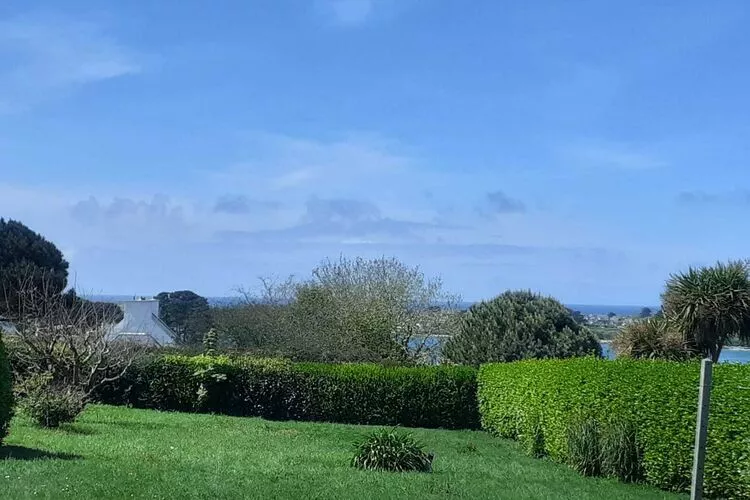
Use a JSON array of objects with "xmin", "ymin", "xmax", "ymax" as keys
[{"xmin": 0, "ymin": 405, "xmax": 684, "ymax": 499}]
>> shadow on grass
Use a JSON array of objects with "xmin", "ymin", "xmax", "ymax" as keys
[
  {"xmin": 0, "ymin": 445, "xmax": 82, "ymax": 461},
  {"xmin": 56, "ymin": 424, "xmax": 97, "ymax": 436}
]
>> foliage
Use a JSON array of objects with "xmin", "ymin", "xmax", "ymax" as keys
[
  {"xmin": 0, "ymin": 332, "xmax": 13, "ymax": 445},
  {"xmin": 601, "ymin": 419, "xmax": 644, "ymax": 483},
  {"xmin": 61, "ymin": 289, "xmax": 123, "ymax": 325},
  {"xmin": 352, "ymin": 428, "xmax": 434, "ymax": 473},
  {"xmin": 9, "ymin": 285, "xmax": 145, "ymax": 399},
  {"xmin": 0, "ymin": 219, "xmax": 69, "ymax": 318},
  {"xmin": 478, "ymin": 358, "xmax": 750, "ymax": 497},
  {"xmin": 566, "ymin": 416, "xmax": 601, "ymax": 477},
  {"xmin": 520, "ymin": 412, "xmax": 546, "ymax": 458},
  {"xmin": 639, "ymin": 307, "xmax": 653, "ymax": 319},
  {"xmin": 18, "ymin": 374, "xmax": 85, "ymax": 428},
  {"xmin": 94, "ymin": 354, "xmax": 480, "ymax": 429},
  {"xmin": 568, "ymin": 308, "xmax": 586, "ymax": 324},
  {"xmin": 0, "ymin": 405, "xmax": 680, "ymax": 499},
  {"xmin": 202, "ymin": 328, "xmax": 219, "ymax": 355},
  {"xmin": 156, "ymin": 290, "xmax": 213, "ymax": 346},
  {"xmin": 663, "ymin": 260, "xmax": 750, "ymax": 361},
  {"xmin": 444, "ymin": 290, "xmax": 601, "ymax": 365},
  {"xmin": 612, "ymin": 316, "xmax": 700, "ymax": 361},
  {"xmin": 218, "ymin": 258, "xmax": 461, "ymax": 363}
]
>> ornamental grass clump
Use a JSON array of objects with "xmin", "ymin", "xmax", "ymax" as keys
[{"xmin": 351, "ymin": 428, "xmax": 434, "ymax": 473}]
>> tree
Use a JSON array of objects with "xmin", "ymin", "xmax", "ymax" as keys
[
  {"xmin": 0, "ymin": 219, "xmax": 69, "ymax": 318},
  {"xmin": 220, "ymin": 257, "xmax": 461, "ymax": 363},
  {"xmin": 607, "ymin": 312, "xmax": 617, "ymax": 319},
  {"xmin": 293, "ymin": 256, "xmax": 461, "ymax": 363},
  {"xmin": 639, "ymin": 307, "xmax": 653, "ymax": 318},
  {"xmin": 443, "ymin": 290, "xmax": 601, "ymax": 365},
  {"xmin": 662, "ymin": 260, "xmax": 750, "ymax": 362},
  {"xmin": 567, "ymin": 308, "xmax": 586, "ymax": 324},
  {"xmin": 156, "ymin": 291, "xmax": 213, "ymax": 346},
  {"xmin": 8, "ymin": 280, "xmax": 144, "ymax": 399}
]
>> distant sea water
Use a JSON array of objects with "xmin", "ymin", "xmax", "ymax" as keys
[
  {"xmin": 601, "ymin": 342, "xmax": 750, "ymax": 364},
  {"xmin": 93, "ymin": 296, "xmax": 656, "ymax": 316}
]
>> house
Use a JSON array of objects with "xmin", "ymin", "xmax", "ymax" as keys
[
  {"xmin": 108, "ymin": 297, "xmax": 176, "ymax": 346},
  {"xmin": 0, "ymin": 316, "xmax": 17, "ymax": 335}
]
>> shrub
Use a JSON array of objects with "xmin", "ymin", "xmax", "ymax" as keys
[
  {"xmin": 566, "ymin": 416, "xmax": 601, "ymax": 476},
  {"xmin": 601, "ymin": 419, "xmax": 644, "ymax": 483},
  {"xmin": 520, "ymin": 413, "xmax": 546, "ymax": 458},
  {"xmin": 443, "ymin": 290, "xmax": 601, "ymax": 365},
  {"xmin": 352, "ymin": 428, "xmax": 434, "ymax": 473},
  {"xmin": 612, "ymin": 317, "xmax": 699, "ymax": 361},
  {"xmin": 0, "ymin": 333, "xmax": 13, "ymax": 444},
  {"xmin": 94, "ymin": 355, "xmax": 480, "ymax": 429},
  {"xmin": 478, "ymin": 358, "xmax": 750, "ymax": 497},
  {"xmin": 20, "ymin": 379, "xmax": 86, "ymax": 428}
]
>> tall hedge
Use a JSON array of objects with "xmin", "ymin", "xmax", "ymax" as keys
[
  {"xmin": 96, "ymin": 355, "xmax": 479, "ymax": 429},
  {"xmin": 0, "ymin": 333, "xmax": 13, "ymax": 445},
  {"xmin": 478, "ymin": 358, "xmax": 750, "ymax": 498}
]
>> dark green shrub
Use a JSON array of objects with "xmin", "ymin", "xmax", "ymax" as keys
[
  {"xmin": 94, "ymin": 355, "xmax": 479, "ymax": 429},
  {"xmin": 0, "ymin": 334, "xmax": 13, "ymax": 444},
  {"xmin": 444, "ymin": 290, "xmax": 601, "ymax": 365},
  {"xmin": 352, "ymin": 428, "xmax": 434, "ymax": 473},
  {"xmin": 21, "ymin": 381, "xmax": 86, "ymax": 428},
  {"xmin": 478, "ymin": 358, "xmax": 750, "ymax": 497},
  {"xmin": 566, "ymin": 416, "xmax": 601, "ymax": 476},
  {"xmin": 601, "ymin": 419, "xmax": 644, "ymax": 483}
]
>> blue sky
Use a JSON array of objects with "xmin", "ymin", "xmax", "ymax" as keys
[{"xmin": 1, "ymin": 0, "xmax": 749, "ymax": 304}]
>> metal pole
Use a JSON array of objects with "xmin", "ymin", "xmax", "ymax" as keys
[{"xmin": 691, "ymin": 358, "xmax": 713, "ymax": 500}]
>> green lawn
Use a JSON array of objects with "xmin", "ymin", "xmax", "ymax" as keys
[{"xmin": 0, "ymin": 405, "xmax": 684, "ymax": 499}]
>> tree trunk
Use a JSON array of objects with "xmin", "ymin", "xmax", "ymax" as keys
[{"xmin": 710, "ymin": 344, "xmax": 722, "ymax": 363}]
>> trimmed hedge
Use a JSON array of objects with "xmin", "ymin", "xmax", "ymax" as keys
[
  {"xmin": 478, "ymin": 358, "xmax": 750, "ymax": 498},
  {"xmin": 0, "ymin": 333, "xmax": 13, "ymax": 445},
  {"xmin": 96, "ymin": 355, "xmax": 479, "ymax": 429}
]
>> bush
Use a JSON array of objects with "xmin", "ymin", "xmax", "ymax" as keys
[
  {"xmin": 0, "ymin": 334, "xmax": 13, "ymax": 444},
  {"xmin": 444, "ymin": 290, "xmax": 601, "ymax": 365},
  {"xmin": 601, "ymin": 419, "xmax": 644, "ymax": 483},
  {"xmin": 566, "ymin": 416, "xmax": 601, "ymax": 476},
  {"xmin": 478, "ymin": 358, "xmax": 750, "ymax": 497},
  {"xmin": 21, "ymin": 382, "xmax": 86, "ymax": 428},
  {"xmin": 352, "ymin": 428, "xmax": 434, "ymax": 473},
  {"xmin": 612, "ymin": 317, "xmax": 699, "ymax": 361},
  {"xmin": 95, "ymin": 354, "xmax": 479, "ymax": 429}
]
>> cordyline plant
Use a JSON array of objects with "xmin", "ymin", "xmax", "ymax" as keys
[
  {"xmin": 4, "ymin": 274, "xmax": 145, "ymax": 400},
  {"xmin": 662, "ymin": 260, "xmax": 750, "ymax": 362}
]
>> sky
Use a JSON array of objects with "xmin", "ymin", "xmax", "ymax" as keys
[{"xmin": 1, "ymin": 0, "xmax": 749, "ymax": 304}]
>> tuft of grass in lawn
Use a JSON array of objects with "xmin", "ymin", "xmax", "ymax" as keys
[{"xmin": 0, "ymin": 405, "xmax": 684, "ymax": 499}]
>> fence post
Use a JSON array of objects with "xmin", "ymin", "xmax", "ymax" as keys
[{"xmin": 690, "ymin": 358, "xmax": 713, "ymax": 500}]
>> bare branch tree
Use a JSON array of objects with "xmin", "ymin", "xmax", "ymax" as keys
[{"xmin": 5, "ymin": 276, "xmax": 145, "ymax": 400}]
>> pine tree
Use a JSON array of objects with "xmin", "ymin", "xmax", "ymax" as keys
[{"xmin": 0, "ymin": 219, "xmax": 69, "ymax": 317}]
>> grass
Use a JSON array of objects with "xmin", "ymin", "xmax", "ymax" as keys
[{"xmin": 0, "ymin": 405, "xmax": 684, "ymax": 499}]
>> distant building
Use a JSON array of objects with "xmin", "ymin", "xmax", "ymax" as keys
[{"xmin": 108, "ymin": 297, "xmax": 175, "ymax": 346}]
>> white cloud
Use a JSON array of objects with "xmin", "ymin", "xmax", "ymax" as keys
[
  {"xmin": 0, "ymin": 11, "xmax": 141, "ymax": 111},
  {"xmin": 322, "ymin": 0, "xmax": 375, "ymax": 26},
  {"xmin": 215, "ymin": 133, "xmax": 413, "ymax": 196}
]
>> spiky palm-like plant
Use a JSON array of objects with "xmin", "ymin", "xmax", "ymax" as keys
[{"xmin": 662, "ymin": 260, "xmax": 750, "ymax": 362}]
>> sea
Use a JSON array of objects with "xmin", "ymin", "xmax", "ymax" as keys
[{"xmin": 600, "ymin": 342, "xmax": 750, "ymax": 364}]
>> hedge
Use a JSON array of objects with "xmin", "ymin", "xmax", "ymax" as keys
[
  {"xmin": 0, "ymin": 333, "xmax": 13, "ymax": 445},
  {"xmin": 96, "ymin": 355, "xmax": 479, "ymax": 429},
  {"xmin": 478, "ymin": 358, "xmax": 750, "ymax": 498}
]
